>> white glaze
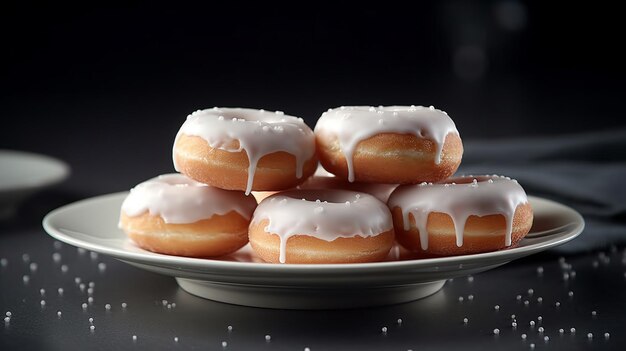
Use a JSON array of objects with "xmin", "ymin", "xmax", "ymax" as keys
[
  {"xmin": 297, "ymin": 165, "xmax": 398, "ymax": 203},
  {"xmin": 173, "ymin": 108, "xmax": 315, "ymax": 194},
  {"xmin": 387, "ymin": 175, "xmax": 529, "ymax": 249},
  {"xmin": 252, "ymin": 189, "xmax": 393, "ymax": 263},
  {"xmin": 120, "ymin": 174, "xmax": 256, "ymax": 224},
  {"xmin": 314, "ymin": 106, "xmax": 459, "ymax": 182}
]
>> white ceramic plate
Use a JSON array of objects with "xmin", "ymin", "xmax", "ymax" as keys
[
  {"xmin": 0, "ymin": 150, "xmax": 70, "ymax": 218},
  {"xmin": 43, "ymin": 192, "xmax": 584, "ymax": 309}
]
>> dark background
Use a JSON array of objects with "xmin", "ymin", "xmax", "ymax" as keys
[
  {"xmin": 2, "ymin": 3, "xmax": 625, "ymax": 350},
  {"xmin": 2, "ymin": 1, "xmax": 625, "ymax": 192}
]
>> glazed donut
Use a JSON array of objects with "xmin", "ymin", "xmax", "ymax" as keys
[
  {"xmin": 387, "ymin": 175, "xmax": 533, "ymax": 257},
  {"xmin": 314, "ymin": 105, "xmax": 463, "ymax": 184},
  {"xmin": 119, "ymin": 174, "xmax": 257, "ymax": 257},
  {"xmin": 249, "ymin": 189, "xmax": 394, "ymax": 264},
  {"xmin": 296, "ymin": 165, "xmax": 398, "ymax": 203},
  {"xmin": 173, "ymin": 107, "xmax": 318, "ymax": 195}
]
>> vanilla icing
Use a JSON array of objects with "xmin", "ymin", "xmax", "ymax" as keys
[
  {"xmin": 314, "ymin": 105, "xmax": 460, "ymax": 182},
  {"xmin": 120, "ymin": 173, "xmax": 257, "ymax": 224},
  {"xmin": 387, "ymin": 175, "xmax": 529, "ymax": 249},
  {"xmin": 173, "ymin": 108, "xmax": 316, "ymax": 194},
  {"xmin": 251, "ymin": 189, "xmax": 393, "ymax": 263}
]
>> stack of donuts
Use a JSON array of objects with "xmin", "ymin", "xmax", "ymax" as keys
[{"xmin": 119, "ymin": 106, "xmax": 533, "ymax": 264}]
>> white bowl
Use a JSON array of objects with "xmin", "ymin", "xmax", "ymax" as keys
[{"xmin": 0, "ymin": 150, "xmax": 69, "ymax": 218}]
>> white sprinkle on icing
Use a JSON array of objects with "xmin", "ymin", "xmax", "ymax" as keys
[
  {"xmin": 315, "ymin": 106, "xmax": 459, "ymax": 182},
  {"xmin": 388, "ymin": 175, "xmax": 529, "ymax": 249},
  {"xmin": 173, "ymin": 108, "xmax": 315, "ymax": 194}
]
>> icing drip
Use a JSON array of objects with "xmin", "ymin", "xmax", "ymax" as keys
[
  {"xmin": 387, "ymin": 175, "xmax": 529, "ymax": 249},
  {"xmin": 120, "ymin": 174, "xmax": 257, "ymax": 224},
  {"xmin": 173, "ymin": 108, "xmax": 315, "ymax": 195},
  {"xmin": 314, "ymin": 105, "xmax": 459, "ymax": 182},
  {"xmin": 251, "ymin": 189, "xmax": 393, "ymax": 263}
]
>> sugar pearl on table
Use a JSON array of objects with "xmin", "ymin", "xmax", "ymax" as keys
[
  {"xmin": 521, "ymin": 334, "xmax": 527, "ymax": 340},
  {"xmin": 132, "ymin": 335, "xmax": 137, "ymax": 341},
  {"xmin": 463, "ymin": 317, "xmax": 468, "ymax": 324},
  {"xmin": 227, "ymin": 325, "xmax": 233, "ymax": 332},
  {"xmin": 604, "ymin": 332, "xmax": 610, "ymax": 339},
  {"xmin": 381, "ymin": 326, "xmax": 388, "ymax": 334},
  {"xmin": 493, "ymin": 328, "xmax": 500, "ymax": 335},
  {"xmin": 221, "ymin": 341, "xmax": 228, "ymax": 348},
  {"xmin": 174, "ymin": 337, "xmax": 179, "ymax": 342},
  {"xmin": 265, "ymin": 335, "xmax": 271, "ymax": 341}
]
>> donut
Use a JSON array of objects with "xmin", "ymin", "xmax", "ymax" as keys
[
  {"xmin": 297, "ymin": 165, "xmax": 398, "ymax": 203},
  {"xmin": 119, "ymin": 174, "xmax": 257, "ymax": 257},
  {"xmin": 314, "ymin": 105, "xmax": 463, "ymax": 184},
  {"xmin": 249, "ymin": 189, "xmax": 394, "ymax": 264},
  {"xmin": 387, "ymin": 175, "xmax": 533, "ymax": 257},
  {"xmin": 173, "ymin": 107, "xmax": 318, "ymax": 195}
]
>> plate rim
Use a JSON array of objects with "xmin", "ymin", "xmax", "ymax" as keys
[{"xmin": 42, "ymin": 192, "xmax": 585, "ymax": 273}]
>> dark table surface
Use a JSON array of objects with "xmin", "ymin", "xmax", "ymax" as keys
[{"xmin": 1, "ymin": 159, "xmax": 625, "ymax": 351}]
